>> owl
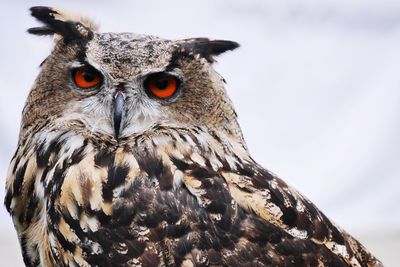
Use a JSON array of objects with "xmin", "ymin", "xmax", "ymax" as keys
[{"xmin": 5, "ymin": 6, "xmax": 382, "ymax": 267}]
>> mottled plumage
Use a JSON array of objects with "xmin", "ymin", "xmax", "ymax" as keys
[{"xmin": 5, "ymin": 6, "xmax": 382, "ymax": 267}]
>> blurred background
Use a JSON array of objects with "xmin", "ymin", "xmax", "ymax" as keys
[{"xmin": 1, "ymin": 0, "xmax": 399, "ymax": 266}]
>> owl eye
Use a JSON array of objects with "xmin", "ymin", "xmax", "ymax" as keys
[
  {"xmin": 144, "ymin": 73, "xmax": 179, "ymax": 99},
  {"xmin": 72, "ymin": 66, "xmax": 102, "ymax": 89}
]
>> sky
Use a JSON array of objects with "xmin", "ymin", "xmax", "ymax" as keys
[{"xmin": 0, "ymin": 1, "xmax": 399, "ymax": 266}]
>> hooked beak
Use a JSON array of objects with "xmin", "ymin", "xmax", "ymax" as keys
[{"xmin": 113, "ymin": 92, "xmax": 124, "ymax": 139}]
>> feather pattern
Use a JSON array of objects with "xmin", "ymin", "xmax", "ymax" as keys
[
  {"xmin": 6, "ymin": 122, "xmax": 381, "ymax": 266},
  {"xmin": 5, "ymin": 6, "xmax": 382, "ymax": 267}
]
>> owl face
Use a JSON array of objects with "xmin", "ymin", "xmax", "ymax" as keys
[
  {"xmin": 23, "ymin": 7, "xmax": 241, "ymax": 142},
  {"xmin": 50, "ymin": 33, "xmax": 187, "ymax": 139}
]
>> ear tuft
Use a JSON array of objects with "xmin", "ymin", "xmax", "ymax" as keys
[
  {"xmin": 181, "ymin": 38, "xmax": 239, "ymax": 62},
  {"xmin": 28, "ymin": 6, "xmax": 98, "ymax": 42}
]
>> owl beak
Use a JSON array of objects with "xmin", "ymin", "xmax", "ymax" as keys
[{"xmin": 113, "ymin": 92, "xmax": 125, "ymax": 139}]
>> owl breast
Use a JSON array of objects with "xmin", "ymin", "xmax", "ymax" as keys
[
  {"xmin": 22, "ymin": 128, "xmax": 237, "ymax": 267},
  {"xmin": 7, "ymin": 126, "xmax": 370, "ymax": 267}
]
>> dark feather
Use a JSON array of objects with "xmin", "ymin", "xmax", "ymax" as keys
[
  {"xmin": 28, "ymin": 6, "xmax": 93, "ymax": 43},
  {"xmin": 182, "ymin": 38, "xmax": 239, "ymax": 62}
]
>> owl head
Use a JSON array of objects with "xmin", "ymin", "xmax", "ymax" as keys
[{"xmin": 22, "ymin": 6, "xmax": 242, "ymax": 144}]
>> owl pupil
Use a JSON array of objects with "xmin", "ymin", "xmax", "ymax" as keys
[
  {"xmin": 155, "ymin": 79, "xmax": 168, "ymax": 90},
  {"xmin": 83, "ymin": 72, "xmax": 95, "ymax": 82}
]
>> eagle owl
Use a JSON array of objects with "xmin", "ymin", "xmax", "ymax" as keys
[{"xmin": 5, "ymin": 6, "xmax": 382, "ymax": 267}]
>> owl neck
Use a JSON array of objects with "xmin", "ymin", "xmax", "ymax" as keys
[{"xmin": 19, "ymin": 111, "xmax": 248, "ymax": 156}]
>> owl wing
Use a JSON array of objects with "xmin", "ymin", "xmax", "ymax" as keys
[{"xmin": 176, "ymin": 156, "xmax": 382, "ymax": 266}]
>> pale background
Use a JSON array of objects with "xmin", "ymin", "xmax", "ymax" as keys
[{"xmin": 1, "ymin": 1, "xmax": 399, "ymax": 266}]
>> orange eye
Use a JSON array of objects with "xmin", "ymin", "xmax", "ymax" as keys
[
  {"xmin": 73, "ymin": 66, "xmax": 102, "ymax": 89},
  {"xmin": 145, "ymin": 73, "xmax": 179, "ymax": 99}
]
